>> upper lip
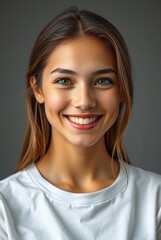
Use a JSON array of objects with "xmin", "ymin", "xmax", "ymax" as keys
[{"xmin": 64, "ymin": 114, "xmax": 103, "ymax": 118}]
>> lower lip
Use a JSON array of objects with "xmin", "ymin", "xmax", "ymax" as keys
[{"xmin": 65, "ymin": 116, "xmax": 102, "ymax": 130}]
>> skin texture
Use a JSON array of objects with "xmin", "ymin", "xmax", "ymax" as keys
[{"xmin": 31, "ymin": 35, "xmax": 121, "ymax": 193}]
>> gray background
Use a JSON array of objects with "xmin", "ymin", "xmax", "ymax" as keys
[{"xmin": 0, "ymin": 0, "xmax": 161, "ymax": 179}]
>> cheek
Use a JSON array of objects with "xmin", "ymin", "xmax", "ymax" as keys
[
  {"xmin": 100, "ymin": 91, "xmax": 120, "ymax": 113},
  {"xmin": 102, "ymin": 93, "xmax": 120, "ymax": 130},
  {"xmin": 44, "ymin": 91, "xmax": 68, "ymax": 115}
]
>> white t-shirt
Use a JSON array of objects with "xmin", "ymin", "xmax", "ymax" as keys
[{"xmin": 0, "ymin": 161, "xmax": 161, "ymax": 240}]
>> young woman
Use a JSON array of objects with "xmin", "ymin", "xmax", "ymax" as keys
[{"xmin": 0, "ymin": 7, "xmax": 161, "ymax": 240}]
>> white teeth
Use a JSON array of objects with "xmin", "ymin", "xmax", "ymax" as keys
[
  {"xmin": 84, "ymin": 118, "xmax": 90, "ymax": 124},
  {"xmin": 68, "ymin": 117, "xmax": 97, "ymax": 125},
  {"xmin": 79, "ymin": 118, "xmax": 84, "ymax": 124}
]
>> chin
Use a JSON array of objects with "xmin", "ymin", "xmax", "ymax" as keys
[{"xmin": 69, "ymin": 137, "xmax": 100, "ymax": 148}]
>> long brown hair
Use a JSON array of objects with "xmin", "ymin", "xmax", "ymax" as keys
[{"xmin": 15, "ymin": 7, "xmax": 133, "ymax": 172}]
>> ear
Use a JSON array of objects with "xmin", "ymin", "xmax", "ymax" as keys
[{"xmin": 29, "ymin": 76, "xmax": 44, "ymax": 104}]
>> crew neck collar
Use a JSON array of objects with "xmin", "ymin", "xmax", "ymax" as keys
[{"xmin": 26, "ymin": 160, "xmax": 127, "ymax": 205}]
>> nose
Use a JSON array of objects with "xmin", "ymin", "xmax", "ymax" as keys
[{"xmin": 72, "ymin": 84, "xmax": 96, "ymax": 110}]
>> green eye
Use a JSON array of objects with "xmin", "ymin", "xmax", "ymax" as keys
[
  {"xmin": 56, "ymin": 78, "xmax": 72, "ymax": 85},
  {"xmin": 95, "ymin": 78, "xmax": 113, "ymax": 85}
]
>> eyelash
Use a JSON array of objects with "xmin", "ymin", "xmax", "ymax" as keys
[
  {"xmin": 95, "ymin": 77, "xmax": 113, "ymax": 86},
  {"xmin": 54, "ymin": 78, "xmax": 72, "ymax": 85},
  {"xmin": 53, "ymin": 77, "xmax": 114, "ymax": 87}
]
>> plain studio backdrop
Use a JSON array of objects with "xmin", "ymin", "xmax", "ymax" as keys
[{"xmin": 0, "ymin": 0, "xmax": 161, "ymax": 179}]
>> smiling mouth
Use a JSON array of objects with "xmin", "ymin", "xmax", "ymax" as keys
[
  {"xmin": 65, "ymin": 115, "xmax": 103, "ymax": 125},
  {"xmin": 68, "ymin": 116, "xmax": 97, "ymax": 125}
]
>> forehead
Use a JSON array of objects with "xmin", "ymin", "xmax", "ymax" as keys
[{"xmin": 45, "ymin": 35, "xmax": 117, "ymax": 73}]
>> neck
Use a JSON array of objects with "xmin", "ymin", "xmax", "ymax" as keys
[{"xmin": 36, "ymin": 130, "xmax": 119, "ymax": 192}]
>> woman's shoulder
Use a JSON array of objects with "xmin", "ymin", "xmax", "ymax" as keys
[
  {"xmin": 125, "ymin": 162, "xmax": 161, "ymax": 192},
  {"xmin": 0, "ymin": 167, "xmax": 32, "ymax": 200},
  {"xmin": 127, "ymin": 163, "xmax": 161, "ymax": 180}
]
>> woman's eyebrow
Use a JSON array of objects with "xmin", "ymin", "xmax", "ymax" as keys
[
  {"xmin": 92, "ymin": 68, "xmax": 117, "ymax": 76},
  {"xmin": 50, "ymin": 67, "xmax": 117, "ymax": 76},
  {"xmin": 50, "ymin": 68, "xmax": 77, "ymax": 75}
]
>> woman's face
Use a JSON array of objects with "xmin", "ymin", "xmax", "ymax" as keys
[{"xmin": 32, "ymin": 35, "xmax": 122, "ymax": 147}]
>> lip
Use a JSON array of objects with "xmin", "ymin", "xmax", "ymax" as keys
[
  {"xmin": 64, "ymin": 114, "xmax": 103, "ymax": 130},
  {"xmin": 65, "ymin": 114, "xmax": 101, "ymax": 118}
]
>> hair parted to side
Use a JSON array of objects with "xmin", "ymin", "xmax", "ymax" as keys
[{"xmin": 15, "ymin": 7, "xmax": 133, "ymax": 172}]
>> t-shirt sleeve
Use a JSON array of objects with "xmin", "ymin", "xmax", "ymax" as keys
[
  {"xmin": 157, "ymin": 223, "xmax": 161, "ymax": 239},
  {"xmin": 157, "ymin": 208, "xmax": 161, "ymax": 239},
  {"xmin": 0, "ymin": 197, "xmax": 8, "ymax": 240},
  {"xmin": 0, "ymin": 216, "xmax": 8, "ymax": 240}
]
